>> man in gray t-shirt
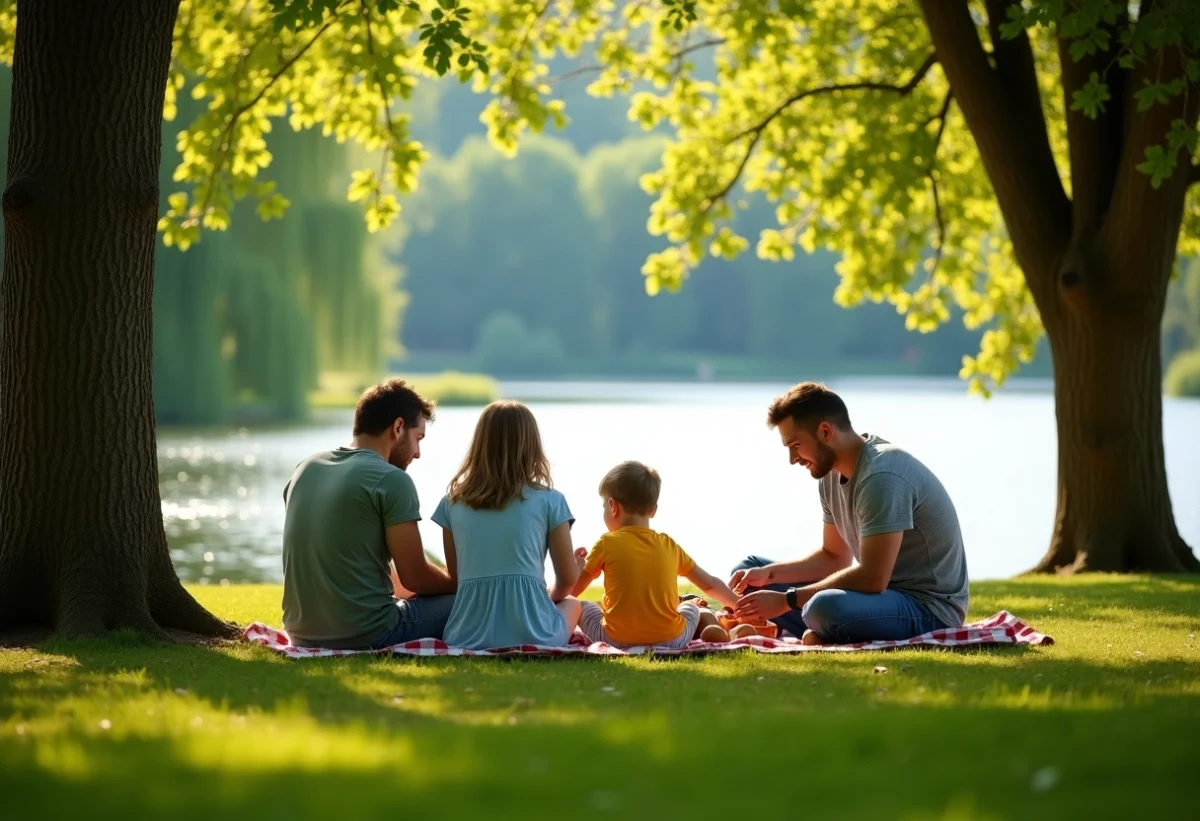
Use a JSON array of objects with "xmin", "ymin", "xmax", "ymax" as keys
[{"xmin": 730, "ymin": 381, "xmax": 969, "ymax": 644}]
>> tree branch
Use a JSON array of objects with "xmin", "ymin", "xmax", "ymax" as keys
[
  {"xmin": 1103, "ymin": 44, "xmax": 1200, "ymax": 292},
  {"xmin": 548, "ymin": 37, "xmax": 723, "ymax": 87},
  {"xmin": 918, "ymin": 0, "xmax": 1071, "ymax": 297},
  {"xmin": 926, "ymin": 92, "xmax": 954, "ymax": 282},
  {"xmin": 701, "ymin": 52, "xmax": 939, "ymax": 212},
  {"xmin": 1056, "ymin": 3, "xmax": 1131, "ymax": 233},
  {"xmin": 984, "ymin": 0, "xmax": 1051, "ymax": 136},
  {"xmin": 193, "ymin": 5, "xmax": 347, "ymax": 222},
  {"xmin": 361, "ymin": 0, "xmax": 396, "ymax": 213},
  {"xmin": 730, "ymin": 51, "xmax": 938, "ymax": 144},
  {"xmin": 672, "ymin": 36, "xmax": 725, "ymax": 83}
]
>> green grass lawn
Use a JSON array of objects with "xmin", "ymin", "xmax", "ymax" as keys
[{"xmin": 3, "ymin": 577, "xmax": 1199, "ymax": 820}]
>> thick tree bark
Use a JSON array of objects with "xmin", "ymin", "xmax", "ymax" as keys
[
  {"xmin": 0, "ymin": 0, "xmax": 235, "ymax": 638},
  {"xmin": 921, "ymin": 0, "xmax": 1200, "ymax": 574},
  {"xmin": 1035, "ymin": 273, "xmax": 1200, "ymax": 573}
]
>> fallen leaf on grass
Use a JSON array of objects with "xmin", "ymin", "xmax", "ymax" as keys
[{"xmin": 1030, "ymin": 766, "xmax": 1059, "ymax": 793}]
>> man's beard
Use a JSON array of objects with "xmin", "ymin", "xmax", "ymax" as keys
[{"xmin": 808, "ymin": 441, "xmax": 837, "ymax": 479}]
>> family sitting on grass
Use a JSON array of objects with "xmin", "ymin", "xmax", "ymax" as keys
[{"xmin": 280, "ymin": 379, "xmax": 970, "ymax": 651}]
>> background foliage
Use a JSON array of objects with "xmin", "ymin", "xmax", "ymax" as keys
[{"xmin": 0, "ymin": 1, "xmax": 1197, "ymax": 423}]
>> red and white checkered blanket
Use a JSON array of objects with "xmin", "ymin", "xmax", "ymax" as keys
[{"xmin": 241, "ymin": 610, "xmax": 1053, "ymax": 659}]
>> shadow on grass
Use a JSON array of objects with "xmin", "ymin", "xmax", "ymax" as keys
[
  {"xmin": 1, "ymin": 642, "xmax": 1197, "ymax": 821},
  {"xmin": 3, "ymin": 575, "xmax": 1199, "ymax": 819}
]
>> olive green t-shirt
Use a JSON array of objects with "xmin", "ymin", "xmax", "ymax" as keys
[{"xmin": 281, "ymin": 448, "xmax": 420, "ymax": 649}]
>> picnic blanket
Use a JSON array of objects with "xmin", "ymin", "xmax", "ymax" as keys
[{"xmin": 241, "ymin": 610, "xmax": 1053, "ymax": 659}]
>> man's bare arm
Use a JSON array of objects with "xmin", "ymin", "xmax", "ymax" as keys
[
  {"xmin": 386, "ymin": 521, "xmax": 455, "ymax": 596},
  {"xmin": 730, "ymin": 523, "xmax": 853, "ymax": 591},
  {"xmin": 793, "ymin": 531, "xmax": 902, "ymax": 598}
]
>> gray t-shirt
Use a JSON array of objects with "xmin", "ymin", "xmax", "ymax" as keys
[
  {"xmin": 281, "ymin": 448, "xmax": 420, "ymax": 649},
  {"xmin": 819, "ymin": 433, "xmax": 969, "ymax": 626}
]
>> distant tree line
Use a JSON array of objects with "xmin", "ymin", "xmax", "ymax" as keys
[{"xmin": 396, "ymin": 133, "xmax": 1007, "ymax": 379}]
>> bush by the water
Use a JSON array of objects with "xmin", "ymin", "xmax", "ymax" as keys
[
  {"xmin": 473, "ymin": 311, "xmax": 566, "ymax": 376},
  {"xmin": 311, "ymin": 370, "xmax": 499, "ymax": 409},
  {"xmin": 1165, "ymin": 349, "xmax": 1200, "ymax": 397},
  {"xmin": 403, "ymin": 370, "xmax": 500, "ymax": 407}
]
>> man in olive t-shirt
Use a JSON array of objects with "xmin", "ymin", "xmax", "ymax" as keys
[{"xmin": 281, "ymin": 380, "xmax": 456, "ymax": 650}]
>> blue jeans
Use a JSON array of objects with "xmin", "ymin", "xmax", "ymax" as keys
[
  {"xmin": 730, "ymin": 555, "xmax": 947, "ymax": 643},
  {"xmin": 371, "ymin": 595, "xmax": 456, "ymax": 648}
]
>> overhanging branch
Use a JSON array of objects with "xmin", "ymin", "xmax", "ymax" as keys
[
  {"xmin": 193, "ymin": 4, "xmax": 348, "ymax": 222},
  {"xmin": 548, "ymin": 37, "xmax": 724, "ymax": 86},
  {"xmin": 919, "ymin": 0, "xmax": 1071, "ymax": 293},
  {"xmin": 1055, "ymin": 1, "xmax": 1130, "ymax": 231},
  {"xmin": 701, "ymin": 52, "xmax": 939, "ymax": 212},
  {"xmin": 361, "ymin": 0, "xmax": 397, "ymax": 216},
  {"xmin": 984, "ymin": 0, "xmax": 1049, "ymax": 133},
  {"xmin": 926, "ymin": 92, "xmax": 954, "ymax": 281}
]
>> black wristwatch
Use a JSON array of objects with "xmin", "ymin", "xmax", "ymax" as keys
[{"xmin": 785, "ymin": 588, "xmax": 799, "ymax": 609}]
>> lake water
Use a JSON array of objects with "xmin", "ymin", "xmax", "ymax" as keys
[{"xmin": 158, "ymin": 378, "xmax": 1200, "ymax": 586}]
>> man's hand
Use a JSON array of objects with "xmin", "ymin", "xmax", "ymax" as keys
[
  {"xmin": 735, "ymin": 590, "xmax": 789, "ymax": 622},
  {"xmin": 729, "ymin": 566, "xmax": 771, "ymax": 595}
]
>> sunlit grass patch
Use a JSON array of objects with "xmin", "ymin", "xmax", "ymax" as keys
[{"xmin": 2, "ymin": 576, "xmax": 1198, "ymax": 819}]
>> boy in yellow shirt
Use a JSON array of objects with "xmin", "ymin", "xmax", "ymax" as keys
[{"xmin": 571, "ymin": 461, "xmax": 739, "ymax": 649}]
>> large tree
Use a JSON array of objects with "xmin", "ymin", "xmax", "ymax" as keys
[
  {"xmin": 451, "ymin": 0, "xmax": 1200, "ymax": 573},
  {"xmin": 0, "ymin": 0, "xmax": 484, "ymax": 638}
]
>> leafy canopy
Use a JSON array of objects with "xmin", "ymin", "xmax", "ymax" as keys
[{"xmin": 0, "ymin": 0, "xmax": 1196, "ymax": 396}]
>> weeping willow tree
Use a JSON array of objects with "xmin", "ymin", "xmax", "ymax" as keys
[{"xmin": 152, "ymin": 97, "xmax": 401, "ymax": 425}]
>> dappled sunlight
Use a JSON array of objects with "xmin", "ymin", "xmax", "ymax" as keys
[{"xmin": 4, "ymin": 578, "xmax": 1198, "ymax": 820}]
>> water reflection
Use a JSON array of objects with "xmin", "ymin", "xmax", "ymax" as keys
[
  {"xmin": 157, "ymin": 381, "xmax": 1200, "ymax": 585},
  {"xmin": 159, "ymin": 430, "xmax": 282, "ymax": 583}
]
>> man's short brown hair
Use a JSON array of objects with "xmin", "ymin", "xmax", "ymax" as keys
[
  {"xmin": 353, "ymin": 379, "xmax": 435, "ymax": 436},
  {"xmin": 599, "ymin": 460, "xmax": 661, "ymax": 515},
  {"xmin": 767, "ymin": 381, "xmax": 852, "ymax": 431}
]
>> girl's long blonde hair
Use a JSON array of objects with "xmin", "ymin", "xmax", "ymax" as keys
[{"xmin": 447, "ymin": 400, "xmax": 553, "ymax": 510}]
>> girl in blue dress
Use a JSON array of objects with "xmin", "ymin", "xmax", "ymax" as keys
[{"xmin": 432, "ymin": 400, "xmax": 582, "ymax": 649}]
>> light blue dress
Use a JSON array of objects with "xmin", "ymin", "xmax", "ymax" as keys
[{"xmin": 432, "ymin": 486, "xmax": 575, "ymax": 649}]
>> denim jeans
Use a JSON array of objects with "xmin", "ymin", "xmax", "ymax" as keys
[
  {"xmin": 730, "ymin": 555, "xmax": 947, "ymax": 643},
  {"xmin": 371, "ymin": 594, "xmax": 456, "ymax": 648}
]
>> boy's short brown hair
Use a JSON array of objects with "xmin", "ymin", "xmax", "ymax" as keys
[
  {"xmin": 353, "ymin": 378, "xmax": 436, "ymax": 436},
  {"xmin": 599, "ymin": 460, "xmax": 661, "ymax": 515}
]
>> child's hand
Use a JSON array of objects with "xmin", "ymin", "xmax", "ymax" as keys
[
  {"xmin": 574, "ymin": 547, "xmax": 588, "ymax": 572},
  {"xmin": 729, "ymin": 567, "xmax": 771, "ymax": 594}
]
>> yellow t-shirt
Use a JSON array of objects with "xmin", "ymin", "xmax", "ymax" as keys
[{"xmin": 584, "ymin": 526, "xmax": 696, "ymax": 645}]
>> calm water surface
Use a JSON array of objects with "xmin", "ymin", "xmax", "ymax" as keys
[{"xmin": 158, "ymin": 379, "xmax": 1200, "ymax": 586}]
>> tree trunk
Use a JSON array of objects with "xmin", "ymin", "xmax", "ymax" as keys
[
  {"xmin": 0, "ymin": 0, "xmax": 235, "ymax": 638},
  {"xmin": 1032, "ymin": 262, "xmax": 1200, "ymax": 574}
]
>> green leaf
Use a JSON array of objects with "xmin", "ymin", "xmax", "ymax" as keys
[
  {"xmin": 1071, "ymin": 72, "xmax": 1111, "ymax": 117},
  {"xmin": 347, "ymin": 169, "xmax": 378, "ymax": 203},
  {"xmin": 1134, "ymin": 78, "xmax": 1184, "ymax": 112},
  {"xmin": 1136, "ymin": 145, "xmax": 1175, "ymax": 189}
]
